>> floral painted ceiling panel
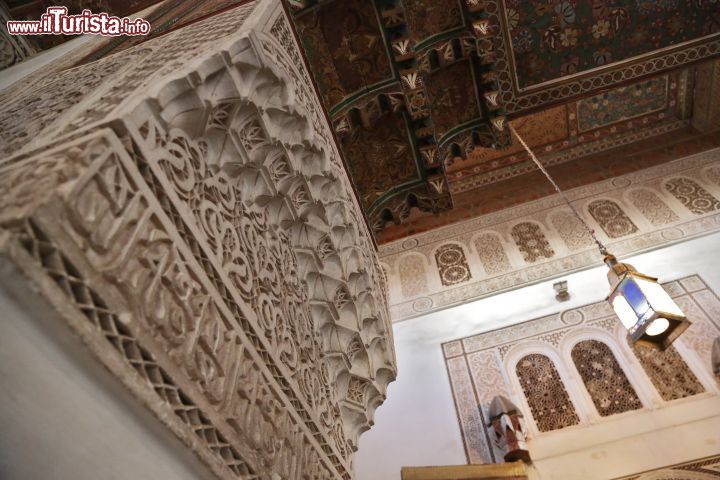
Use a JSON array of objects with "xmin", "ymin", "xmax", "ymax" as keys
[
  {"xmin": 447, "ymin": 71, "xmax": 678, "ymax": 188},
  {"xmin": 576, "ymin": 76, "xmax": 668, "ymax": 132},
  {"xmin": 295, "ymin": 0, "xmax": 393, "ymax": 108},
  {"xmin": 289, "ymin": 0, "xmax": 507, "ymax": 238},
  {"xmin": 343, "ymin": 110, "xmax": 419, "ymax": 212},
  {"xmin": 427, "ymin": 60, "xmax": 482, "ymax": 141},
  {"xmin": 403, "ymin": 0, "xmax": 465, "ymax": 44},
  {"xmin": 505, "ymin": 0, "xmax": 720, "ymax": 90}
]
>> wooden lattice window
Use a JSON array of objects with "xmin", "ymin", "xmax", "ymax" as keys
[
  {"xmin": 516, "ymin": 354, "xmax": 579, "ymax": 432},
  {"xmin": 571, "ymin": 340, "xmax": 642, "ymax": 417},
  {"xmin": 631, "ymin": 342, "xmax": 705, "ymax": 401}
]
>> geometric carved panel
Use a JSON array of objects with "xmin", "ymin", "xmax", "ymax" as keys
[
  {"xmin": 588, "ymin": 199, "xmax": 639, "ymax": 238},
  {"xmin": 516, "ymin": 354, "xmax": 579, "ymax": 433},
  {"xmin": 474, "ymin": 233, "xmax": 511, "ymax": 275},
  {"xmin": 629, "ymin": 189, "xmax": 679, "ymax": 226},
  {"xmin": 399, "ymin": 254, "xmax": 429, "ymax": 298},
  {"xmin": 631, "ymin": 343, "xmax": 704, "ymax": 402},
  {"xmin": 551, "ymin": 210, "xmax": 594, "ymax": 251},
  {"xmin": 511, "ymin": 222, "xmax": 554, "ymax": 263},
  {"xmin": 665, "ymin": 177, "xmax": 720, "ymax": 215},
  {"xmin": 571, "ymin": 340, "xmax": 642, "ymax": 417},
  {"xmin": 435, "ymin": 244, "xmax": 471, "ymax": 286}
]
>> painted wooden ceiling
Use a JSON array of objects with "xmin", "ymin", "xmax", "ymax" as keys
[{"xmin": 287, "ymin": 0, "xmax": 720, "ymax": 243}]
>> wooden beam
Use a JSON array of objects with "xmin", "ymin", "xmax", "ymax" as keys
[{"xmin": 401, "ymin": 462, "xmax": 528, "ymax": 480}]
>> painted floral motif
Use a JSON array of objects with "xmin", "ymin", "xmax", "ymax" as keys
[
  {"xmin": 404, "ymin": 0, "xmax": 463, "ymax": 43},
  {"xmin": 427, "ymin": 60, "xmax": 481, "ymax": 140},
  {"xmin": 576, "ymin": 76, "xmax": 668, "ymax": 132},
  {"xmin": 296, "ymin": 0, "xmax": 392, "ymax": 108},
  {"xmin": 507, "ymin": 0, "xmax": 720, "ymax": 88},
  {"xmin": 343, "ymin": 111, "xmax": 418, "ymax": 210}
]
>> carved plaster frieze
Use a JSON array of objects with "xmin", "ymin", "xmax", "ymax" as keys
[
  {"xmin": 0, "ymin": 2, "xmax": 396, "ymax": 479},
  {"xmin": 444, "ymin": 275, "xmax": 720, "ymax": 464},
  {"xmin": 381, "ymin": 147, "xmax": 720, "ymax": 321}
]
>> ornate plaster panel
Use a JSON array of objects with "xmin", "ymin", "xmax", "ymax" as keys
[
  {"xmin": 443, "ymin": 275, "xmax": 720, "ymax": 464},
  {"xmin": 504, "ymin": 0, "xmax": 718, "ymax": 90},
  {"xmin": 380, "ymin": 147, "xmax": 720, "ymax": 321},
  {"xmin": 613, "ymin": 454, "xmax": 720, "ymax": 480},
  {"xmin": 0, "ymin": 2, "xmax": 396, "ymax": 479}
]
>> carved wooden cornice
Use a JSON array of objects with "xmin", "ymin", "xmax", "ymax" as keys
[{"xmin": 286, "ymin": 0, "xmax": 511, "ymax": 238}]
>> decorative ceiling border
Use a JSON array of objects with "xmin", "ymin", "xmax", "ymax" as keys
[
  {"xmin": 380, "ymin": 147, "xmax": 720, "ymax": 321},
  {"xmin": 448, "ymin": 119, "xmax": 688, "ymax": 193},
  {"xmin": 478, "ymin": 0, "xmax": 720, "ymax": 115}
]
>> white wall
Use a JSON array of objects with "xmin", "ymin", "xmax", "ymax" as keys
[
  {"xmin": 0, "ymin": 260, "xmax": 217, "ymax": 480},
  {"xmin": 355, "ymin": 231, "xmax": 720, "ymax": 480}
]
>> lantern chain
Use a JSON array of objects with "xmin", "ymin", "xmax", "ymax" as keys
[{"xmin": 508, "ymin": 123, "xmax": 609, "ymax": 258}]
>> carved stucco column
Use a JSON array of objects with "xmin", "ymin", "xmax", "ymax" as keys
[{"xmin": 0, "ymin": 2, "xmax": 396, "ymax": 479}]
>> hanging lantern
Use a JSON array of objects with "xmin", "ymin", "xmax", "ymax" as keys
[
  {"xmin": 605, "ymin": 255, "xmax": 690, "ymax": 350},
  {"xmin": 508, "ymin": 124, "xmax": 691, "ymax": 351}
]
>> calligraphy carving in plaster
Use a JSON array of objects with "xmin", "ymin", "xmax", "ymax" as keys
[{"xmin": 0, "ymin": 4, "xmax": 396, "ymax": 480}]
